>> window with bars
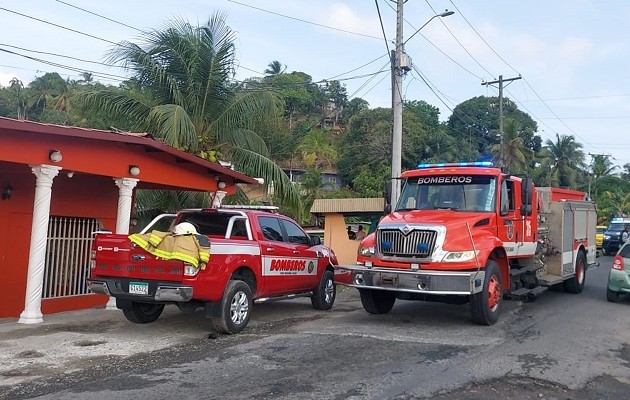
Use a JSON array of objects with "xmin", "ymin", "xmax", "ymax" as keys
[{"xmin": 43, "ymin": 216, "xmax": 101, "ymax": 298}]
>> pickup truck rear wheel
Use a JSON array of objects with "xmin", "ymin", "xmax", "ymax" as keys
[
  {"xmin": 211, "ymin": 280, "xmax": 252, "ymax": 334},
  {"xmin": 122, "ymin": 302, "xmax": 165, "ymax": 324},
  {"xmin": 359, "ymin": 289, "xmax": 396, "ymax": 314},
  {"xmin": 563, "ymin": 251, "xmax": 586, "ymax": 294},
  {"xmin": 470, "ymin": 260, "xmax": 502, "ymax": 326},
  {"xmin": 311, "ymin": 270, "xmax": 336, "ymax": 310}
]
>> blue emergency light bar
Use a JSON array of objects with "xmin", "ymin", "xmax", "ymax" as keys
[{"xmin": 416, "ymin": 161, "xmax": 494, "ymax": 169}]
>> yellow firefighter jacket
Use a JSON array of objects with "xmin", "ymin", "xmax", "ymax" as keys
[{"xmin": 128, "ymin": 231, "xmax": 210, "ymax": 269}]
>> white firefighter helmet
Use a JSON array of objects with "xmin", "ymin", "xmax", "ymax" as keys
[{"xmin": 172, "ymin": 222, "xmax": 198, "ymax": 236}]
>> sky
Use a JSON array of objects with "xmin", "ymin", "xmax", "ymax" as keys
[{"xmin": 1, "ymin": 0, "xmax": 629, "ymax": 169}]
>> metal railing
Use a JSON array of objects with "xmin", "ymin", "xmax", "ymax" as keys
[{"xmin": 43, "ymin": 216, "xmax": 101, "ymax": 298}]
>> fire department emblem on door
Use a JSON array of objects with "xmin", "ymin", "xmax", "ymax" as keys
[{"xmin": 505, "ymin": 220, "xmax": 514, "ymax": 240}]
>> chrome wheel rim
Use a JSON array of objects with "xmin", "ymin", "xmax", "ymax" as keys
[
  {"xmin": 230, "ymin": 291, "xmax": 249, "ymax": 324},
  {"xmin": 324, "ymin": 278, "xmax": 335, "ymax": 304}
]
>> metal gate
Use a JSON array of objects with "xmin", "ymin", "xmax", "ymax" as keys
[{"xmin": 43, "ymin": 216, "xmax": 101, "ymax": 298}]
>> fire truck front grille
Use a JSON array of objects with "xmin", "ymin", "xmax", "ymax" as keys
[{"xmin": 378, "ymin": 229, "xmax": 437, "ymax": 258}]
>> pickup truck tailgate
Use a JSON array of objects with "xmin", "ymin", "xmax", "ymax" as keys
[{"xmin": 92, "ymin": 234, "xmax": 184, "ymax": 282}]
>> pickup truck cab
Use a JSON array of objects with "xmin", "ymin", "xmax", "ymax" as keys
[{"xmin": 87, "ymin": 206, "xmax": 339, "ymax": 334}]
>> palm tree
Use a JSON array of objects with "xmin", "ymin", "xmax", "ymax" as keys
[
  {"xmin": 488, "ymin": 118, "xmax": 528, "ymax": 174},
  {"xmin": 295, "ymin": 131, "xmax": 338, "ymax": 169},
  {"xmin": 542, "ymin": 134, "xmax": 586, "ymax": 188},
  {"xmin": 264, "ymin": 60, "xmax": 286, "ymax": 76},
  {"xmin": 589, "ymin": 154, "xmax": 617, "ymax": 198},
  {"xmin": 9, "ymin": 78, "xmax": 27, "ymax": 120},
  {"xmin": 82, "ymin": 13, "xmax": 299, "ymax": 208}
]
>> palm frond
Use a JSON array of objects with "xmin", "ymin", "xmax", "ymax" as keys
[
  {"xmin": 81, "ymin": 89, "xmax": 151, "ymax": 124},
  {"xmin": 228, "ymin": 147, "xmax": 301, "ymax": 209},
  {"xmin": 147, "ymin": 104, "xmax": 197, "ymax": 150}
]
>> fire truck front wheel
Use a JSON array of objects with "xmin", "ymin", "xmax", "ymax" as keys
[
  {"xmin": 211, "ymin": 280, "xmax": 253, "ymax": 334},
  {"xmin": 470, "ymin": 260, "xmax": 502, "ymax": 326},
  {"xmin": 122, "ymin": 302, "xmax": 165, "ymax": 324},
  {"xmin": 359, "ymin": 289, "xmax": 396, "ymax": 314}
]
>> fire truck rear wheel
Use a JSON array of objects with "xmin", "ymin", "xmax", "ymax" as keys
[
  {"xmin": 470, "ymin": 260, "xmax": 502, "ymax": 326},
  {"xmin": 311, "ymin": 270, "xmax": 336, "ymax": 310},
  {"xmin": 122, "ymin": 302, "xmax": 165, "ymax": 324},
  {"xmin": 563, "ymin": 250, "xmax": 586, "ymax": 294},
  {"xmin": 359, "ymin": 289, "xmax": 396, "ymax": 314},
  {"xmin": 211, "ymin": 280, "xmax": 253, "ymax": 334}
]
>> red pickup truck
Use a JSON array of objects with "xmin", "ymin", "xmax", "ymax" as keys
[{"xmin": 87, "ymin": 206, "xmax": 339, "ymax": 334}]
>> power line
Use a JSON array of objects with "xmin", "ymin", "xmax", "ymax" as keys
[
  {"xmin": 0, "ymin": 48, "xmax": 127, "ymax": 82},
  {"xmin": 0, "ymin": 43, "xmax": 125, "ymax": 70},
  {"xmin": 374, "ymin": 0, "xmax": 391, "ymax": 56},
  {"xmin": 519, "ymin": 93, "xmax": 630, "ymax": 102},
  {"xmin": 381, "ymin": 0, "xmax": 483, "ymax": 80},
  {"xmin": 423, "ymin": 0, "xmax": 495, "ymax": 78},
  {"xmin": 448, "ymin": 0, "xmax": 520, "ymax": 76},
  {"xmin": 0, "ymin": 6, "xmax": 119, "ymax": 46},
  {"xmin": 54, "ymin": 0, "xmax": 143, "ymax": 32},
  {"xmin": 226, "ymin": 0, "xmax": 383, "ymax": 40}
]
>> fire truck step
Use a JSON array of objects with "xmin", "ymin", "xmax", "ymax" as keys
[
  {"xmin": 505, "ymin": 286, "xmax": 547, "ymax": 301},
  {"xmin": 537, "ymin": 273, "xmax": 564, "ymax": 286}
]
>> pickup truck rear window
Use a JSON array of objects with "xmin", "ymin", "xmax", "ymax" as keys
[{"xmin": 178, "ymin": 212, "xmax": 237, "ymax": 236}]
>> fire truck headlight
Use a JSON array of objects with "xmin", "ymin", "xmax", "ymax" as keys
[
  {"xmin": 183, "ymin": 263, "xmax": 199, "ymax": 277},
  {"xmin": 358, "ymin": 246, "xmax": 374, "ymax": 257},
  {"xmin": 442, "ymin": 250, "xmax": 479, "ymax": 262}
]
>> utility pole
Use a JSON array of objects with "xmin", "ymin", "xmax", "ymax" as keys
[
  {"xmin": 389, "ymin": 4, "xmax": 453, "ymax": 207},
  {"xmin": 481, "ymin": 75, "xmax": 521, "ymax": 170},
  {"xmin": 390, "ymin": 0, "xmax": 405, "ymax": 207}
]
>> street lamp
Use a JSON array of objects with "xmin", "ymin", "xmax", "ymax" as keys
[
  {"xmin": 390, "ymin": 6, "xmax": 454, "ymax": 208},
  {"xmin": 404, "ymin": 10, "xmax": 455, "ymax": 45}
]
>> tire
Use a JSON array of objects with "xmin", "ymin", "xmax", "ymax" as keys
[
  {"xmin": 359, "ymin": 289, "xmax": 396, "ymax": 314},
  {"xmin": 311, "ymin": 270, "xmax": 336, "ymax": 310},
  {"xmin": 211, "ymin": 280, "xmax": 253, "ymax": 334},
  {"xmin": 607, "ymin": 288, "xmax": 621, "ymax": 302},
  {"xmin": 563, "ymin": 251, "xmax": 586, "ymax": 294},
  {"xmin": 470, "ymin": 260, "xmax": 502, "ymax": 325},
  {"xmin": 122, "ymin": 302, "xmax": 165, "ymax": 324}
]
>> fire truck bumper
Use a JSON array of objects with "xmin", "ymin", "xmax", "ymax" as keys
[{"xmin": 334, "ymin": 265, "xmax": 485, "ymax": 295}]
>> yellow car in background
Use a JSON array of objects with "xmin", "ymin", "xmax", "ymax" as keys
[{"xmin": 596, "ymin": 225, "xmax": 607, "ymax": 250}]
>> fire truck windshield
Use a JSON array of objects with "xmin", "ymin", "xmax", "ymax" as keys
[{"xmin": 396, "ymin": 175, "xmax": 497, "ymax": 212}]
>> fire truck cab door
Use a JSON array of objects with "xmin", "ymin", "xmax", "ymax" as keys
[
  {"xmin": 258, "ymin": 216, "xmax": 319, "ymax": 295},
  {"xmin": 499, "ymin": 178, "xmax": 527, "ymax": 257}
]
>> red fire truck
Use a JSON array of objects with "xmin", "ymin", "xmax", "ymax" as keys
[{"xmin": 335, "ymin": 162, "xmax": 598, "ymax": 325}]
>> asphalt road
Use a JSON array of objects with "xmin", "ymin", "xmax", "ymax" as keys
[{"xmin": 1, "ymin": 255, "xmax": 629, "ymax": 399}]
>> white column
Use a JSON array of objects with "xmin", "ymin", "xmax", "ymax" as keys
[
  {"xmin": 113, "ymin": 178, "xmax": 138, "ymax": 235},
  {"xmin": 105, "ymin": 177, "xmax": 139, "ymax": 310},
  {"xmin": 19, "ymin": 164, "xmax": 61, "ymax": 324},
  {"xmin": 211, "ymin": 191, "xmax": 226, "ymax": 208}
]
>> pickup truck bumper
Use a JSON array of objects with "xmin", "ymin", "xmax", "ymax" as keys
[
  {"xmin": 86, "ymin": 278, "xmax": 193, "ymax": 302},
  {"xmin": 333, "ymin": 265, "xmax": 485, "ymax": 295}
]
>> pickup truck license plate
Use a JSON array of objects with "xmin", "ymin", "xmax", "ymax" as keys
[{"xmin": 129, "ymin": 282, "xmax": 148, "ymax": 295}]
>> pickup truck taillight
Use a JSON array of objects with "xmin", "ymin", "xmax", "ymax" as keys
[
  {"xmin": 612, "ymin": 255, "xmax": 625, "ymax": 271},
  {"xmin": 183, "ymin": 263, "xmax": 200, "ymax": 277}
]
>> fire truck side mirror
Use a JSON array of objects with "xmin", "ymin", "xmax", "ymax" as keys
[
  {"xmin": 520, "ymin": 177, "xmax": 534, "ymax": 216},
  {"xmin": 384, "ymin": 181, "xmax": 392, "ymax": 214}
]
